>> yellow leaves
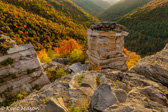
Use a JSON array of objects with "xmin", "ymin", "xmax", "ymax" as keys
[
  {"xmin": 37, "ymin": 49, "xmax": 52, "ymax": 63},
  {"xmin": 122, "ymin": 47, "xmax": 141, "ymax": 69}
]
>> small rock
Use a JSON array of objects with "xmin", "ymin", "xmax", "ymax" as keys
[
  {"xmin": 69, "ymin": 62, "xmax": 89, "ymax": 73},
  {"xmin": 52, "ymin": 58, "xmax": 70, "ymax": 65}
]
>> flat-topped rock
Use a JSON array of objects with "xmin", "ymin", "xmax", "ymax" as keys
[
  {"xmin": 90, "ymin": 22, "xmax": 126, "ymax": 32},
  {"xmin": 87, "ymin": 22, "xmax": 128, "ymax": 71},
  {"xmin": 7, "ymin": 44, "xmax": 34, "ymax": 54}
]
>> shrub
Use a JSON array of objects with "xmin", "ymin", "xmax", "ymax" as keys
[
  {"xmin": 56, "ymin": 68, "xmax": 67, "ymax": 79},
  {"xmin": 1, "ymin": 58, "xmax": 13, "ymax": 66},
  {"xmin": 56, "ymin": 39, "xmax": 82, "ymax": 55},
  {"xmin": 91, "ymin": 65, "xmax": 102, "ymax": 71},
  {"xmin": 69, "ymin": 49, "xmax": 86, "ymax": 64},
  {"xmin": 47, "ymin": 68, "xmax": 67, "ymax": 82},
  {"xmin": 27, "ymin": 69, "xmax": 35, "ymax": 74},
  {"xmin": 69, "ymin": 106, "xmax": 84, "ymax": 112},
  {"xmin": 47, "ymin": 48, "xmax": 61, "ymax": 59},
  {"xmin": 37, "ymin": 49, "xmax": 52, "ymax": 63},
  {"xmin": 78, "ymin": 75, "xmax": 85, "ymax": 86},
  {"xmin": 0, "ymin": 79, "xmax": 4, "ymax": 83},
  {"xmin": 16, "ymin": 93, "xmax": 24, "ymax": 99},
  {"xmin": 11, "ymin": 74, "xmax": 17, "ymax": 79},
  {"xmin": 33, "ymin": 84, "xmax": 40, "ymax": 90},
  {"xmin": 43, "ymin": 98, "xmax": 50, "ymax": 103}
]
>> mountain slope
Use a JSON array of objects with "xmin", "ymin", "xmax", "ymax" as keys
[
  {"xmin": 91, "ymin": 0, "xmax": 111, "ymax": 9},
  {"xmin": 71, "ymin": 0, "xmax": 104, "ymax": 15},
  {"xmin": 0, "ymin": 0, "xmax": 97, "ymax": 51},
  {"xmin": 105, "ymin": 0, "xmax": 120, "ymax": 5},
  {"xmin": 98, "ymin": 0, "xmax": 152, "ymax": 20},
  {"xmin": 118, "ymin": 0, "xmax": 168, "ymax": 56}
]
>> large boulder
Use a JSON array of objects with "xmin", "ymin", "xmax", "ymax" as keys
[{"xmin": 129, "ymin": 43, "xmax": 168, "ymax": 87}]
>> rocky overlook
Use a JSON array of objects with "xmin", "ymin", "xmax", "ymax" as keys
[{"xmin": 8, "ymin": 43, "xmax": 168, "ymax": 112}]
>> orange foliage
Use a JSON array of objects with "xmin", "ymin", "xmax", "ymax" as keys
[
  {"xmin": 54, "ymin": 39, "xmax": 82, "ymax": 55},
  {"xmin": 92, "ymin": 66, "xmax": 102, "ymax": 71},
  {"xmin": 122, "ymin": 47, "xmax": 141, "ymax": 69}
]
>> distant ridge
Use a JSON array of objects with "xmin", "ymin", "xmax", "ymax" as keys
[
  {"xmin": 97, "ymin": 0, "xmax": 152, "ymax": 20},
  {"xmin": 118, "ymin": 0, "xmax": 168, "ymax": 56}
]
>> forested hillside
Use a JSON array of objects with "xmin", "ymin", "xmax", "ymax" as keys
[
  {"xmin": 98, "ymin": 0, "xmax": 152, "ymax": 20},
  {"xmin": 0, "ymin": 0, "xmax": 97, "ymax": 52},
  {"xmin": 105, "ymin": 0, "xmax": 120, "ymax": 5},
  {"xmin": 119, "ymin": 0, "xmax": 168, "ymax": 56},
  {"xmin": 71, "ymin": 0, "xmax": 104, "ymax": 15},
  {"xmin": 91, "ymin": 0, "xmax": 111, "ymax": 9}
]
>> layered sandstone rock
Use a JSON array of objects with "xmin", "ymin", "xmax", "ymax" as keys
[
  {"xmin": 0, "ymin": 43, "xmax": 50, "ymax": 102},
  {"xmin": 130, "ymin": 43, "xmax": 168, "ymax": 87},
  {"xmin": 87, "ymin": 22, "xmax": 129, "ymax": 71}
]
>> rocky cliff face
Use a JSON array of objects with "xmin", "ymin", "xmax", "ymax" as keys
[
  {"xmin": 87, "ymin": 22, "xmax": 129, "ymax": 71},
  {"xmin": 0, "ymin": 41, "xmax": 50, "ymax": 103},
  {"xmin": 130, "ymin": 43, "xmax": 168, "ymax": 87},
  {"xmin": 9, "ymin": 44, "xmax": 168, "ymax": 112}
]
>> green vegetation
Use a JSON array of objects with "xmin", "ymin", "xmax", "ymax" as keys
[
  {"xmin": 0, "ymin": 91, "xmax": 28, "ymax": 106},
  {"xmin": 11, "ymin": 74, "xmax": 17, "ymax": 79},
  {"xmin": 113, "ymin": 80, "xmax": 119, "ymax": 87},
  {"xmin": 98, "ymin": 0, "xmax": 152, "ymax": 21},
  {"xmin": 118, "ymin": 0, "xmax": 168, "ymax": 56},
  {"xmin": 27, "ymin": 69, "xmax": 35, "ymax": 74},
  {"xmin": 0, "ymin": 79, "xmax": 4, "ymax": 83},
  {"xmin": 91, "ymin": 0, "xmax": 111, "ymax": 9},
  {"xmin": 0, "ymin": 58, "xmax": 13, "ymax": 66},
  {"xmin": 33, "ymin": 84, "xmax": 40, "ymax": 90},
  {"xmin": 0, "ymin": 43, "xmax": 10, "ymax": 55},
  {"xmin": 47, "ymin": 68, "xmax": 67, "ymax": 82},
  {"xmin": 78, "ymin": 75, "xmax": 85, "ymax": 86},
  {"xmin": 69, "ymin": 49, "xmax": 86, "ymax": 64},
  {"xmin": 43, "ymin": 98, "xmax": 50, "ymax": 103},
  {"xmin": 69, "ymin": 106, "xmax": 84, "ymax": 112},
  {"xmin": 71, "ymin": 0, "xmax": 104, "ymax": 15}
]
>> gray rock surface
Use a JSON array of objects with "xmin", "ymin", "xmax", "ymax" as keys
[
  {"xmin": 129, "ymin": 43, "xmax": 168, "ymax": 87},
  {"xmin": 69, "ymin": 62, "xmax": 89, "ymax": 73},
  {"xmin": 10, "ymin": 69, "xmax": 168, "ymax": 112},
  {"xmin": 89, "ymin": 84, "xmax": 117, "ymax": 112},
  {"xmin": 52, "ymin": 58, "xmax": 70, "ymax": 65},
  {"xmin": 90, "ymin": 22, "xmax": 126, "ymax": 32}
]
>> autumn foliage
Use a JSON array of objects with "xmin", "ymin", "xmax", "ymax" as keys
[
  {"xmin": 38, "ymin": 39, "xmax": 86, "ymax": 64},
  {"xmin": 122, "ymin": 47, "xmax": 141, "ymax": 69},
  {"xmin": 91, "ymin": 65, "xmax": 102, "ymax": 71},
  {"xmin": 37, "ymin": 49, "xmax": 52, "ymax": 63},
  {"xmin": 54, "ymin": 39, "xmax": 82, "ymax": 55}
]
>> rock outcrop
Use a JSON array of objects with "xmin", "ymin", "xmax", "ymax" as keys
[
  {"xmin": 10, "ymin": 69, "xmax": 168, "ymax": 112},
  {"xmin": 130, "ymin": 43, "xmax": 168, "ymax": 87},
  {"xmin": 0, "ymin": 43, "xmax": 50, "ymax": 103},
  {"xmin": 0, "ymin": 34, "xmax": 16, "ymax": 47},
  {"xmin": 87, "ymin": 22, "xmax": 129, "ymax": 71}
]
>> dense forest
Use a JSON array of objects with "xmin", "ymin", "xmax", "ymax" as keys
[
  {"xmin": 119, "ymin": 0, "xmax": 168, "ymax": 56},
  {"xmin": 0, "ymin": 0, "xmax": 97, "ymax": 54},
  {"xmin": 71, "ymin": 0, "xmax": 104, "ymax": 15},
  {"xmin": 98, "ymin": 0, "xmax": 152, "ymax": 21}
]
